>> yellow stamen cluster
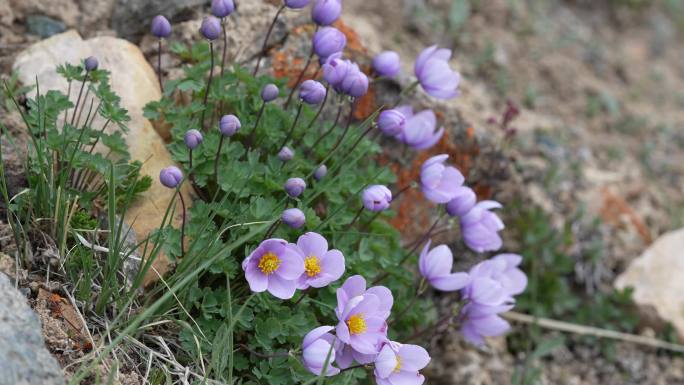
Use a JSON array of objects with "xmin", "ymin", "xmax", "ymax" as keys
[
  {"xmin": 258, "ymin": 252, "xmax": 281, "ymax": 275},
  {"xmin": 394, "ymin": 355, "xmax": 402, "ymax": 373},
  {"xmin": 304, "ymin": 256, "xmax": 322, "ymax": 277},
  {"xmin": 347, "ymin": 314, "xmax": 367, "ymax": 335}
]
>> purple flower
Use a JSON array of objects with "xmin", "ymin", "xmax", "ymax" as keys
[
  {"xmin": 420, "ymin": 154, "xmax": 464, "ymax": 204},
  {"xmin": 184, "ymin": 129, "xmax": 203, "ymax": 150},
  {"xmin": 322, "ymin": 53, "xmax": 350, "ymax": 88},
  {"xmin": 335, "ymin": 275, "xmax": 393, "ymax": 323},
  {"xmin": 460, "ymin": 201, "xmax": 505, "ymax": 253},
  {"xmin": 460, "ymin": 303, "xmax": 512, "ymax": 346},
  {"xmin": 314, "ymin": 165, "xmax": 328, "ymax": 181},
  {"xmin": 377, "ymin": 109, "xmax": 406, "ymax": 137},
  {"xmin": 278, "ymin": 146, "xmax": 295, "ymax": 162},
  {"xmin": 446, "ymin": 186, "xmax": 476, "ymax": 217},
  {"xmin": 282, "ymin": 208, "xmax": 306, "ymax": 229},
  {"xmin": 374, "ymin": 341, "xmax": 431, "ymax": 385},
  {"xmin": 336, "ymin": 293, "xmax": 390, "ymax": 355},
  {"xmin": 261, "ymin": 83, "xmax": 280, "ymax": 102},
  {"xmin": 340, "ymin": 64, "xmax": 369, "ymax": 98},
  {"xmin": 372, "ymin": 51, "xmax": 401, "ymax": 78},
  {"xmin": 219, "ymin": 114, "xmax": 241, "ymax": 137},
  {"xmin": 292, "ymin": 232, "xmax": 345, "ymax": 289},
  {"xmin": 242, "ymin": 239, "xmax": 304, "ymax": 299},
  {"xmin": 362, "ymin": 185, "xmax": 392, "ymax": 212},
  {"xmin": 284, "ymin": 177, "xmax": 307, "ymax": 198},
  {"xmin": 415, "ymin": 45, "xmax": 461, "ymax": 99},
  {"xmin": 200, "ymin": 16, "xmax": 222, "ymax": 41},
  {"xmin": 465, "ymin": 254, "xmax": 527, "ymax": 301},
  {"xmin": 302, "ymin": 326, "xmax": 340, "ymax": 376},
  {"xmin": 418, "ymin": 240, "xmax": 470, "ymax": 292},
  {"xmin": 396, "ymin": 107, "xmax": 444, "ymax": 150},
  {"xmin": 84, "ymin": 56, "xmax": 98, "ymax": 71},
  {"xmin": 313, "ymin": 27, "xmax": 347, "ymax": 60},
  {"xmin": 312, "ymin": 0, "xmax": 342, "ymax": 26},
  {"xmin": 211, "ymin": 0, "xmax": 235, "ymax": 18},
  {"xmin": 285, "ymin": 0, "xmax": 310, "ymax": 9},
  {"xmin": 300, "ymin": 80, "xmax": 327, "ymax": 105},
  {"xmin": 151, "ymin": 15, "xmax": 172, "ymax": 38},
  {"xmin": 159, "ymin": 166, "xmax": 183, "ymax": 188}
]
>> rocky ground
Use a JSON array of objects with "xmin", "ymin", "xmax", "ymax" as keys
[{"xmin": 1, "ymin": 0, "xmax": 684, "ymax": 384}]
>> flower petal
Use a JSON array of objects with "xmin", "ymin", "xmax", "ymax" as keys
[
  {"xmin": 275, "ymin": 244, "xmax": 305, "ymax": 280},
  {"xmin": 297, "ymin": 232, "xmax": 329, "ymax": 258},
  {"xmin": 430, "ymin": 272, "xmax": 470, "ymax": 292},
  {"xmin": 267, "ymin": 274, "xmax": 298, "ymax": 299},
  {"xmin": 397, "ymin": 344, "xmax": 431, "ymax": 371}
]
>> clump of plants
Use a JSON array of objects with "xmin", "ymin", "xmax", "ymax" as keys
[{"xmin": 1, "ymin": 0, "xmax": 529, "ymax": 384}]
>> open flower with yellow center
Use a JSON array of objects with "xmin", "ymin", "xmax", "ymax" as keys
[
  {"xmin": 374, "ymin": 341, "xmax": 431, "ymax": 385},
  {"xmin": 291, "ymin": 232, "xmax": 345, "ymax": 290},
  {"xmin": 335, "ymin": 292, "xmax": 390, "ymax": 356},
  {"xmin": 242, "ymin": 239, "xmax": 304, "ymax": 299}
]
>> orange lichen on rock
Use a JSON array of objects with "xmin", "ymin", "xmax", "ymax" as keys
[
  {"xmin": 600, "ymin": 188, "xmax": 652, "ymax": 244},
  {"xmin": 333, "ymin": 20, "xmax": 367, "ymax": 57}
]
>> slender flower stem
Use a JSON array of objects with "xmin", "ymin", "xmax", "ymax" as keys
[
  {"xmin": 200, "ymin": 41, "xmax": 216, "ymax": 132},
  {"xmin": 393, "ymin": 80, "xmax": 419, "ymax": 108},
  {"xmin": 157, "ymin": 39, "xmax": 164, "ymax": 93},
  {"xmin": 327, "ymin": 99, "xmax": 356, "ymax": 154},
  {"xmin": 253, "ymin": 5, "xmax": 285, "ymax": 76},
  {"xmin": 279, "ymin": 103, "xmax": 303, "ymax": 149},
  {"xmin": 292, "ymin": 290, "xmax": 310, "ymax": 306},
  {"xmin": 406, "ymin": 311, "xmax": 456, "ymax": 343},
  {"xmin": 70, "ymin": 72, "xmax": 89, "ymax": 126},
  {"xmin": 214, "ymin": 135, "xmax": 225, "ymax": 181},
  {"xmin": 220, "ymin": 18, "xmax": 229, "ymax": 78},
  {"xmin": 296, "ymin": 84, "xmax": 330, "ymax": 146},
  {"xmin": 178, "ymin": 190, "xmax": 187, "ymax": 259},
  {"xmin": 389, "ymin": 279, "xmax": 426, "ymax": 327},
  {"xmin": 284, "ymin": 36, "xmax": 317, "ymax": 109},
  {"xmin": 347, "ymin": 206, "xmax": 364, "ymax": 229},
  {"xmin": 307, "ymin": 101, "xmax": 342, "ymax": 152},
  {"xmin": 246, "ymin": 102, "xmax": 265, "ymax": 147},
  {"xmin": 263, "ymin": 220, "xmax": 281, "ymax": 240},
  {"xmin": 393, "ymin": 184, "xmax": 412, "ymax": 200},
  {"xmin": 340, "ymin": 364, "xmax": 367, "ymax": 373}
]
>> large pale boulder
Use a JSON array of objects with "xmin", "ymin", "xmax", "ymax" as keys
[
  {"xmin": 13, "ymin": 30, "xmax": 190, "ymax": 283},
  {"xmin": 615, "ymin": 228, "xmax": 684, "ymax": 339}
]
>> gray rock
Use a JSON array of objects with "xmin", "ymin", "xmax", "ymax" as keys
[
  {"xmin": 111, "ymin": 0, "xmax": 207, "ymax": 40},
  {"xmin": 0, "ymin": 273, "xmax": 65, "ymax": 385},
  {"xmin": 25, "ymin": 15, "xmax": 66, "ymax": 38}
]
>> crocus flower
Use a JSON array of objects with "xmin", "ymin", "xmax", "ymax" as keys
[
  {"xmin": 374, "ymin": 341, "xmax": 431, "ymax": 385},
  {"xmin": 219, "ymin": 114, "xmax": 241, "ymax": 137},
  {"xmin": 242, "ymin": 238, "xmax": 304, "ymax": 299},
  {"xmin": 397, "ymin": 107, "xmax": 444, "ymax": 150},
  {"xmin": 415, "ymin": 45, "xmax": 461, "ymax": 99},
  {"xmin": 322, "ymin": 53, "xmax": 350, "ymax": 89},
  {"xmin": 211, "ymin": 0, "xmax": 235, "ymax": 18},
  {"xmin": 336, "ymin": 292, "xmax": 390, "ymax": 355},
  {"xmin": 460, "ymin": 201, "xmax": 505, "ymax": 253},
  {"xmin": 460, "ymin": 302, "xmax": 512, "ymax": 346},
  {"xmin": 420, "ymin": 154, "xmax": 464, "ymax": 204},
  {"xmin": 362, "ymin": 185, "xmax": 392, "ymax": 212},
  {"xmin": 285, "ymin": 0, "xmax": 310, "ymax": 9},
  {"xmin": 285, "ymin": 177, "xmax": 307, "ymax": 198},
  {"xmin": 84, "ymin": 56, "xmax": 98, "ymax": 71},
  {"xmin": 200, "ymin": 16, "xmax": 222, "ymax": 40},
  {"xmin": 302, "ymin": 326, "xmax": 340, "ymax": 376},
  {"xmin": 159, "ymin": 166, "xmax": 182, "ymax": 188},
  {"xmin": 184, "ymin": 129, "xmax": 203, "ymax": 150},
  {"xmin": 293, "ymin": 232, "xmax": 345, "ymax": 289},
  {"xmin": 340, "ymin": 64, "xmax": 369, "ymax": 98},
  {"xmin": 418, "ymin": 240, "xmax": 469, "ymax": 292},
  {"xmin": 151, "ymin": 15, "xmax": 172, "ymax": 38},
  {"xmin": 278, "ymin": 146, "xmax": 295, "ymax": 162},
  {"xmin": 314, "ymin": 165, "xmax": 328, "ymax": 181},
  {"xmin": 282, "ymin": 208, "xmax": 306, "ymax": 229},
  {"xmin": 377, "ymin": 109, "xmax": 406, "ymax": 137},
  {"xmin": 312, "ymin": 0, "xmax": 342, "ymax": 26},
  {"xmin": 446, "ymin": 186, "xmax": 476, "ymax": 217},
  {"xmin": 261, "ymin": 83, "xmax": 280, "ymax": 102},
  {"xmin": 300, "ymin": 80, "xmax": 327, "ymax": 105},
  {"xmin": 372, "ymin": 51, "xmax": 401, "ymax": 78},
  {"xmin": 313, "ymin": 27, "xmax": 347, "ymax": 60}
]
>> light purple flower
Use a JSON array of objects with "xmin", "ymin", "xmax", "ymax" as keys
[
  {"xmin": 285, "ymin": 177, "xmax": 307, "ymax": 198},
  {"xmin": 242, "ymin": 238, "xmax": 304, "ymax": 299},
  {"xmin": 200, "ymin": 16, "xmax": 222, "ymax": 41},
  {"xmin": 446, "ymin": 186, "xmax": 476, "ymax": 217},
  {"xmin": 415, "ymin": 45, "xmax": 461, "ymax": 99},
  {"xmin": 261, "ymin": 83, "xmax": 280, "ymax": 102},
  {"xmin": 420, "ymin": 154, "xmax": 464, "ymax": 204},
  {"xmin": 282, "ymin": 208, "xmax": 306, "ymax": 229},
  {"xmin": 340, "ymin": 64, "xmax": 369, "ymax": 98},
  {"xmin": 336, "ymin": 293, "xmax": 390, "ymax": 355},
  {"xmin": 460, "ymin": 302, "xmax": 512, "ymax": 346},
  {"xmin": 285, "ymin": 0, "xmax": 310, "ymax": 9},
  {"xmin": 314, "ymin": 165, "xmax": 328, "ymax": 181},
  {"xmin": 292, "ymin": 232, "xmax": 345, "ymax": 289},
  {"xmin": 151, "ymin": 15, "xmax": 172, "ymax": 38},
  {"xmin": 219, "ymin": 114, "xmax": 241, "ymax": 137},
  {"xmin": 362, "ymin": 185, "xmax": 392, "ymax": 212},
  {"xmin": 211, "ymin": 0, "xmax": 235, "ymax": 18},
  {"xmin": 335, "ymin": 275, "xmax": 393, "ymax": 323},
  {"xmin": 418, "ymin": 240, "xmax": 469, "ymax": 292},
  {"xmin": 159, "ymin": 166, "xmax": 183, "ymax": 188},
  {"xmin": 322, "ymin": 53, "xmax": 350, "ymax": 88},
  {"xmin": 313, "ymin": 27, "xmax": 347, "ymax": 60},
  {"xmin": 460, "ymin": 201, "xmax": 505, "ymax": 253},
  {"xmin": 312, "ymin": 0, "xmax": 342, "ymax": 26},
  {"xmin": 184, "ymin": 129, "xmax": 203, "ymax": 150},
  {"xmin": 377, "ymin": 109, "xmax": 406, "ymax": 137},
  {"xmin": 84, "ymin": 56, "xmax": 98, "ymax": 71},
  {"xmin": 278, "ymin": 146, "xmax": 295, "ymax": 162},
  {"xmin": 374, "ymin": 341, "xmax": 431, "ymax": 385},
  {"xmin": 302, "ymin": 326, "xmax": 340, "ymax": 376},
  {"xmin": 396, "ymin": 108, "xmax": 444, "ymax": 150},
  {"xmin": 300, "ymin": 80, "xmax": 327, "ymax": 105},
  {"xmin": 372, "ymin": 51, "xmax": 401, "ymax": 78},
  {"xmin": 466, "ymin": 254, "xmax": 527, "ymax": 300}
]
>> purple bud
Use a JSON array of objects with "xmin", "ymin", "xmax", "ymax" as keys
[
  {"xmin": 284, "ymin": 177, "xmax": 307, "ymax": 198},
  {"xmin": 261, "ymin": 83, "xmax": 279, "ymax": 102},
  {"xmin": 446, "ymin": 186, "xmax": 477, "ymax": 217},
  {"xmin": 314, "ymin": 165, "xmax": 327, "ymax": 181},
  {"xmin": 278, "ymin": 146, "xmax": 295, "ymax": 162},
  {"xmin": 200, "ymin": 16, "xmax": 222, "ymax": 41},
  {"xmin": 377, "ymin": 109, "xmax": 406, "ymax": 136},
  {"xmin": 299, "ymin": 80, "xmax": 327, "ymax": 105},
  {"xmin": 151, "ymin": 15, "xmax": 172, "ymax": 38},
  {"xmin": 84, "ymin": 56, "xmax": 98, "ymax": 71},
  {"xmin": 282, "ymin": 208, "xmax": 306, "ymax": 228},
  {"xmin": 160, "ymin": 166, "xmax": 183, "ymax": 188},
  {"xmin": 184, "ymin": 129, "xmax": 203, "ymax": 150},
  {"xmin": 312, "ymin": 0, "xmax": 342, "ymax": 26},
  {"xmin": 211, "ymin": 0, "xmax": 235, "ymax": 18},
  {"xmin": 322, "ymin": 53, "xmax": 350, "ymax": 88},
  {"xmin": 219, "ymin": 114, "xmax": 241, "ymax": 137},
  {"xmin": 340, "ymin": 65, "xmax": 369, "ymax": 98},
  {"xmin": 285, "ymin": 0, "xmax": 311, "ymax": 9},
  {"xmin": 372, "ymin": 51, "xmax": 401, "ymax": 78},
  {"xmin": 362, "ymin": 185, "xmax": 392, "ymax": 212},
  {"xmin": 313, "ymin": 27, "xmax": 346, "ymax": 60}
]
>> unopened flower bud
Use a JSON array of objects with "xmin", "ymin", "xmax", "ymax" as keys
[
  {"xmin": 84, "ymin": 56, "xmax": 99, "ymax": 71},
  {"xmin": 282, "ymin": 208, "xmax": 306, "ymax": 228},
  {"xmin": 299, "ymin": 80, "xmax": 327, "ymax": 105},
  {"xmin": 211, "ymin": 0, "xmax": 235, "ymax": 18},
  {"xmin": 184, "ymin": 129, "xmax": 203, "ymax": 150},
  {"xmin": 200, "ymin": 16, "xmax": 222, "ymax": 41},
  {"xmin": 285, "ymin": 177, "xmax": 306, "ymax": 198},
  {"xmin": 278, "ymin": 146, "xmax": 295, "ymax": 162},
  {"xmin": 261, "ymin": 83, "xmax": 280, "ymax": 102},
  {"xmin": 219, "ymin": 114, "xmax": 241, "ymax": 137},
  {"xmin": 160, "ymin": 166, "xmax": 183, "ymax": 188},
  {"xmin": 151, "ymin": 15, "xmax": 172, "ymax": 38},
  {"xmin": 314, "ymin": 165, "xmax": 327, "ymax": 181}
]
